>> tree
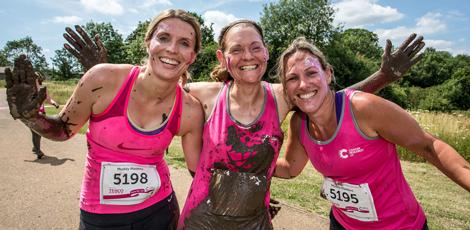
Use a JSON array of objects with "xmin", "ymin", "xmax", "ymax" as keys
[
  {"xmin": 260, "ymin": 0, "xmax": 338, "ymax": 77},
  {"xmin": 187, "ymin": 12, "xmax": 217, "ymax": 82},
  {"xmin": 405, "ymin": 48, "xmax": 453, "ymax": 87},
  {"xmin": 338, "ymin": 28, "xmax": 382, "ymax": 59},
  {"xmin": 0, "ymin": 51, "xmax": 8, "ymax": 66},
  {"xmin": 125, "ymin": 20, "xmax": 150, "ymax": 65},
  {"xmin": 83, "ymin": 22, "xmax": 126, "ymax": 64},
  {"xmin": 2, "ymin": 36, "xmax": 48, "ymax": 72},
  {"xmin": 51, "ymin": 48, "xmax": 82, "ymax": 80},
  {"xmin": 442, "ymin": 66, "xmax": 470, "ymax": 110}
]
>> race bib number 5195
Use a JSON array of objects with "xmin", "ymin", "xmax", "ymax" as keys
[
  {"xmin": 321, "ymin": 177, "xmax": 378, "ymax": 222},
  {"xmin": 100, "ymin": 162, "xmax": 160, "ymax": 205}
]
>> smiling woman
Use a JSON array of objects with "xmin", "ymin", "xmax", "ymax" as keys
[
  {"xmin": 5, "ymin": 9, "xmax": 204, "ymax": 230},
  {"xmin": 274, "ymin": 37, "xmax": 470, "ymax": 230}
]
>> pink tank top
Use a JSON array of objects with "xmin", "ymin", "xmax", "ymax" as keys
[
  {"xmin": 299, "ymin": 89, "xmax": 425, "ymax": 229},
  {"xmin": 179, "ymin": 81, "xmax": 283, "ymax": 227},
  {"xmin": 81, "ymin": 66, "xmax": 182, "ymax": 214}
]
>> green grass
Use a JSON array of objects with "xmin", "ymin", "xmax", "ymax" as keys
[
  {"xmin": 43, "ymin": 81, "xmax": 470, "ymax": 229},
  {"xmin": 0, "ymin": 79, "xmax": 5, "ymax": 88}
]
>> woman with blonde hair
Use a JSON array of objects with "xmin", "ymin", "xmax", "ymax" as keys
[
  {"xmin": 6, "ymin": 9, "xmax": 204, "ymax": 229},
  {"xmin": 275, "ymin": 37, "xmax": 470, "ymax": 229}
]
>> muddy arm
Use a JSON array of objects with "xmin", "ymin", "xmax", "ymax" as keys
[{"xmin": 349, "ymin": 33, "xmax": 425, "ymax": 93}]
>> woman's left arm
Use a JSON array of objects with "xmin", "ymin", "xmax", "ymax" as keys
[
  {"xmin": 353, "ymin": 92, "xmax": 470, "ymax": 192},
  {"xmin": 348, "ymin": 33, "xmax": 425, "ymax": 93},
  {"xmin": 178, "ymin": 93, "xmax": 204, "ymax": 174}
]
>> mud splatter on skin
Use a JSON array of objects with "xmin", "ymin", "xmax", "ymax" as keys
[
  {"xmin": 161, "ymin": 113, "xmax": 167, "ymax": 124},
  {"xmin": 91, "ymin": 86, "xmax": 103, "ymax": 92},
  {"xmin": 203, "ymin": 104, "xmax": 208, "ymax": 110}
]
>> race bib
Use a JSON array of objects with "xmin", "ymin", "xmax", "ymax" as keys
[
  {"xmin": 100, "ymin": 162, "xmax": 160, "ymax": 205},
  {"xmin": 321, "ymin": 177, "xmax": 378, "ymax": 222}
]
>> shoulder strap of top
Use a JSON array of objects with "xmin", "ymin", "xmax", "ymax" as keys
[
  {"xmin": 91, "ymin": 66, "xmax": 140, "ymax": 121},
  {"xmin": 167, "ymin": 84, "xmax": 183, "ymax": 135}
]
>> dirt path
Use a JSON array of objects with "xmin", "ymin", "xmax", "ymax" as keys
[{"xmin": 0, "ymin": 89, "xmax": 328, "ymax": 229}]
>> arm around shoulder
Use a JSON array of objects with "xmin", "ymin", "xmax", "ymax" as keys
[{"xmin": 275, "ymin": 111, "xmax": 309, "ymax": 179}]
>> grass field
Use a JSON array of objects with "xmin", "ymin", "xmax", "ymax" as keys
[{"xmin": 5, "ymin": 79, "xmax": 470, "ymax": 229}]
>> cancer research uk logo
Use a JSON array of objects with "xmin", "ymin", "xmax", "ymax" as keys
[{"xmin": 338, "ymin": 147, "xmax": 364, "ymax": 159}]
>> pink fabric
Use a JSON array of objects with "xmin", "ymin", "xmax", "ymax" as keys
[
  {"xmin": 299, "ymin": 89, "xmax": 426, "ymax": 230},
  {"xmin": 179, "ymin": 81, "xmax": 283, "ymax": 228},
  {"xmin": 81, "ymin": 66, "xmax": 182, "ymax": 214}
]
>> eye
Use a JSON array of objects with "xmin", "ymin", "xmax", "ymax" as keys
[
  {"xmin": 306, "ymin": 70, "xmax": 318, "ymax": 78},
  {"xmin": 286, "ymin": 74, "xmax": 298, "ymax": 82},
  {"xmin": 156, "ymin": 34, "xmax": 169, "ymax": 42},
  {"xmin": 252, "ymin": 46, "xmax": 262, "ymax": 52},
  {"xmin": 180, "ymin": 40, "xmax": 190, "ymax": 47}
]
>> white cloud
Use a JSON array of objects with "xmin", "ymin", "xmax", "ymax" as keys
[
  {"xmin": 375, "ymin": 12, "xmax": 447, "ymax": 41},
  {"xmin": 52, "ymin": 16, "xmax": 82, "ymax": 24},
  {"xmin": 203, "ymin": 10, "xmax": 239, "ymax": 41},
  {"xmin": 333, "ymin": 0, "xmax": 404, "ymax": 27},
  {"xmin": 80, "ymin": 0, "xmax": 124, "ymax": 15},
  {"xmin": 141, "ymin": 0, "xmax": 172, "ymax": 8}
]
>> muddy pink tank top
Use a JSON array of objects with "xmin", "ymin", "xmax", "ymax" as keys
[
  {"xmin": 81, "ymin": 66, "xmax": 182, "ymax": 214},
  {"xmin": 299, "ymin": 89, "xmax": 425, "ymax": 229},
  {"xmin": 179, "ymin": 81, "xmax": 283, "ymax": 226}
]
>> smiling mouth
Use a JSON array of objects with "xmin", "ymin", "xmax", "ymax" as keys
[
  {"xmin": 159, "ymin": 57, "xmax": 179, "ymax": 66},
  {"xmin": 240, "ymin": 65, "xmax": 258, "ymax": 71},
  {"xmin": 298, "ymin": 91, "xmax": 317, "ymax": 99}
]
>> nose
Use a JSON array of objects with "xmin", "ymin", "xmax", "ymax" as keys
[
  {"xmin": 242, "ymin": 48, "xmax": 254, "ymax": 60},
  {"xmin": 298, "ymin": 75, "xmax": 309, "ymax": 90},
  {"xmin": 166, "ymin": 41, "xmax": 178, "ymax": 54}
]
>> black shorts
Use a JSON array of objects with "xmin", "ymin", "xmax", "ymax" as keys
[
  {"xmin": 329, "ymin": 209, "xmax": 429, "ymax": 230},
  {"xmin": 79, "ymin": 192, "xmax": 179, "ymax": 230}
]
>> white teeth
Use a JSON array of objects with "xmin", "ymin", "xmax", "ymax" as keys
[
  {"xmin": 299, "ymin": 91, "xmax": 317, "ymax": 99},
  {"xmin": 240, "ymin": 65, "xmax": 257, "ymax": 70},
  {"xmin": 159, "ymin": 57, "xmax": 179, "ymax": 65}
]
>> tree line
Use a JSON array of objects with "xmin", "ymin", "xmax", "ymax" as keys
[{"xmin": 1, "ymin": 0, "xmax": 468, "ymax": 111}]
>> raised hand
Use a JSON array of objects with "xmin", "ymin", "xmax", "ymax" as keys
[
  {"xmin": 5, "ymin": 55, "xmax": 47, "ymax": 120},
  {"xmin": 381, "ymin": 33, "xmax": 425, "ymax": 81},
  {"xmin": 63, "ymin": 25, "xmax": 108, "ymax": 71}
]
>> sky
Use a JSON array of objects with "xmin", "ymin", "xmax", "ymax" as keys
[{"xmin": 1, "ymin": 0, "xmax": 469, "ymax": 65}]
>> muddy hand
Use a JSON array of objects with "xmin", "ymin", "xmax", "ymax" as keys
[
  {"xmin": 381, "ymin": 33, "xmax": 425, "ymax": 81},
  {"xmin": 63, "ymin": 25, "xmax": 108, "ymax": 71},
  {"xmin": 269, "ymin": 198, "xmax": 282, "ymax": 219},
  {"xmin": 5, "ymin": 55, "xmax": 46, "ymax": 120}
]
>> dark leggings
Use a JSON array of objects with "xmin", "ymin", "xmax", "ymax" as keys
[
  {"xmin": 31, "ymin": 129, "xmax": 41, "ymax": 152},
  {"xmin": 329, "ymin": 210, "xmax": 429, "ymax": 230},
  {"xmin": 79, "ymin": 192, "xmax": 179, "ymax": 230}
]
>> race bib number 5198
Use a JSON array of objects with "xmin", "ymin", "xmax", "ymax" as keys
[
  {"xmin": 100, "ymin": 162, "xmax": 160, "ymax": 205},
  {"xmin": 321, "ymin": 178, "xmax": 378, "ymax": 222}
]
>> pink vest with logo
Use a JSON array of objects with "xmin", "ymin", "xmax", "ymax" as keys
[
  {"xmin": 179, "ymin": 81, "xmax": 283, "ymax": 227},
  {"xmin": 81, "ymin": 66, "xmax": 182, "ymax": 214},
  {"xmin": 299, "ymin": 89, "xmax": 425, "ymax": 229}
]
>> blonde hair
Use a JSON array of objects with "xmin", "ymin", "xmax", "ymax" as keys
[
  {"xmin": 144, "ymin": 9, "xmax": 201, "ymax": 85},
  {"xmin": 276, "ymin": 37, "xmax": 334, "ymax": 96},
  {"xmin": 210, "ymin": 20, "xmax": 266, "ymax": 82}
]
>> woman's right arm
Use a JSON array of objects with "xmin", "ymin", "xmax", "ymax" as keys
[
  {"xmin": 275, "ymin": 112, "xmax": 310, "ymax": 179},
  {"xmin": 6, "ymin": 57, "xmax": 105, "ymax": 141}
]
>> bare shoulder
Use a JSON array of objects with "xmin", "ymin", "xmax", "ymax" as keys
[
  {"xmin": 179, "ymin": 90, "xmax": 204, "ymax": 133},
  {"xmin": 185, "ymin": 81, "xmax": 223, "ymax": 102},
  {"xmin": 84, "ymin": 63, "xmax": 134, "ymax": 86},
  {"xmin": 271, "ymin": 83, "xmax": 291, "ymax": 120}
]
